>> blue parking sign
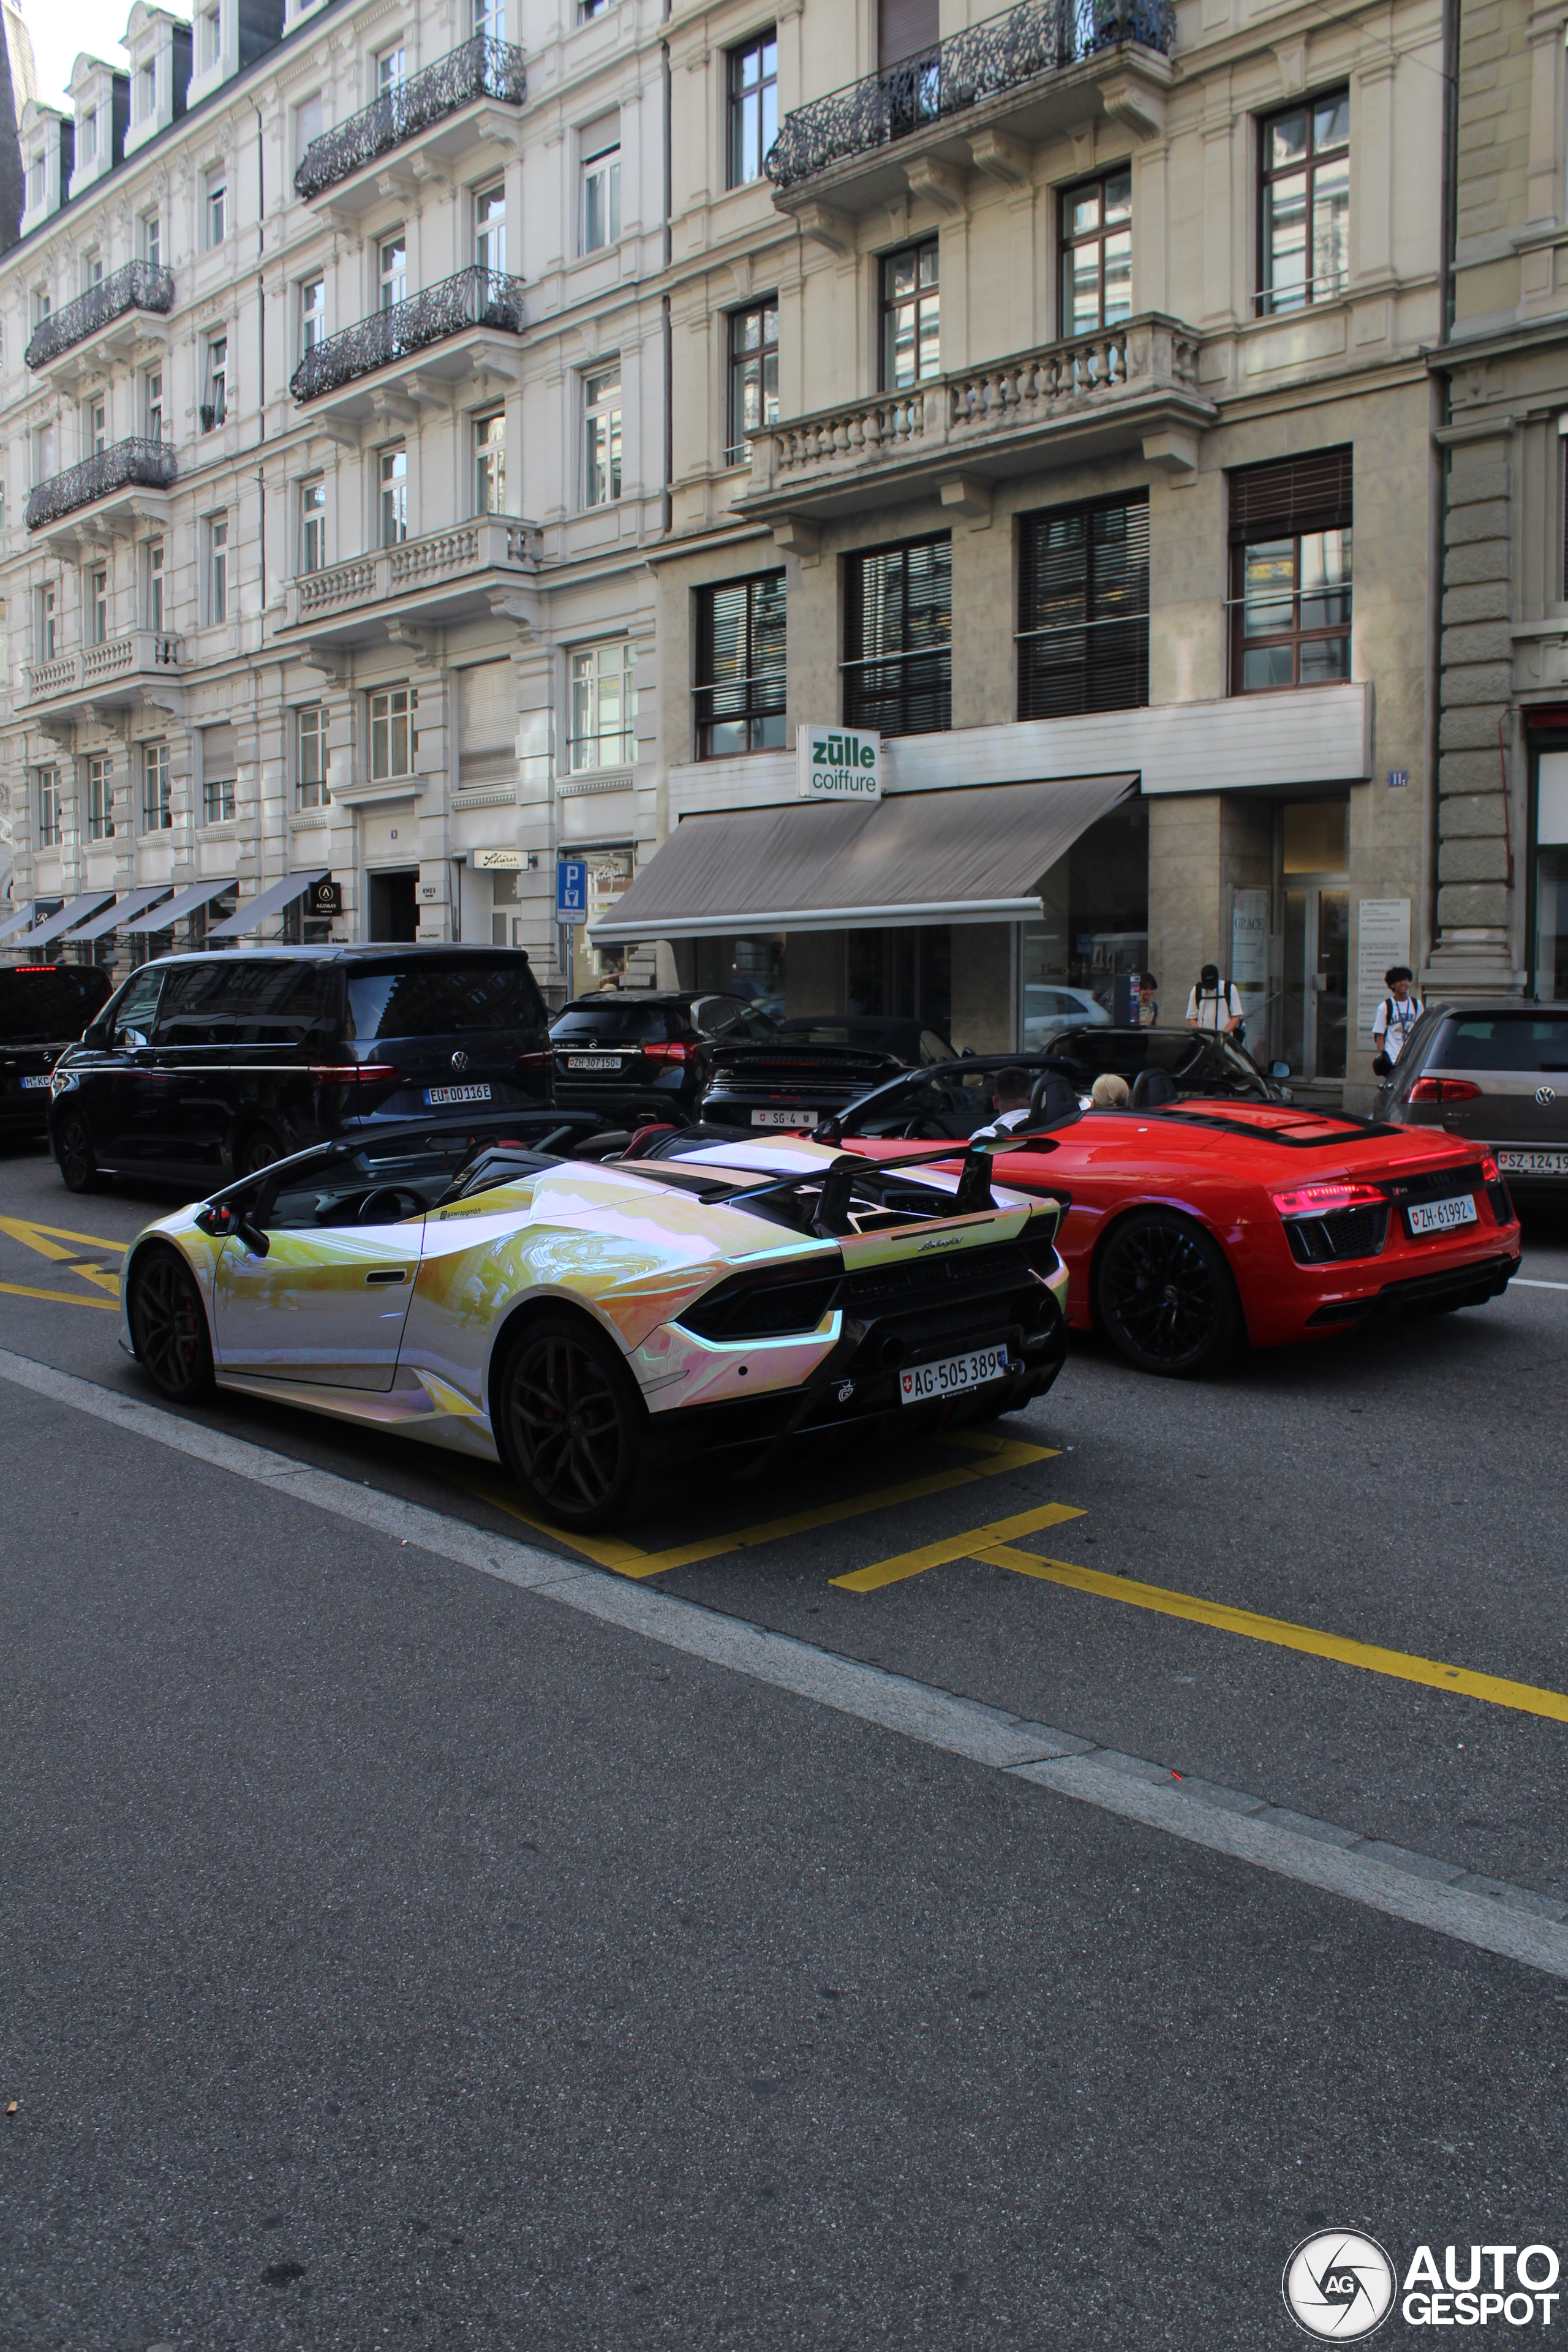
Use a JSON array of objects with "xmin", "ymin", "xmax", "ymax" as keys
[{"xmin": 556, "ymin": 858, "xmax": 588, "ymax": 919}]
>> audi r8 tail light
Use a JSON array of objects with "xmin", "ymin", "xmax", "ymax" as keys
[
  {"xmin": 1272, "ymin": 1180, "xmax": 1391, "ymax": 1266},
  {"xmin": 1270, "ymin": 1181, "xmax": 1387, "ymax": 1218},
  {"xmin": 1407, "ymin": 1077, "xmax": 1482, "ymax": 1103}
]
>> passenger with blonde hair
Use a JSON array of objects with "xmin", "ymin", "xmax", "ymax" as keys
[{"xmin": 1090, "ymin": 1071, "xmax": 1131, "ymax": 1108}]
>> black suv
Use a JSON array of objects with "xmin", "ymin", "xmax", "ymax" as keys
[
  {"xmin": 1, "ymin": 963, "xmax": 115, "ymax": 1141},
  {"xmin": 48, "ymin": 944, "xmax": 551, "ymax": 1192},
  {"xmin": 549, "ymin": 991, "xmax": 776, "ymax": 1124}
]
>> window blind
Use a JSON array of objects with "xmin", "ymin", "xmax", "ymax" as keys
[
  {"xmin": 1017, "ymin": 495, "xmax": 1149, "ymax": 722},
  {"xmin": 1228, "ymin": 447, "xmax": 1353, "ymax": 543}
]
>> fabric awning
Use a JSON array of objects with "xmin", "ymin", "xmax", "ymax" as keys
[
  {"xmin": 20, "ymin": 891, "xmax": 118, "ymax": 949},
  {"xmin": 139, "ymin": 876, "xmax": 239, "ymax": 930},
  {"xmin": 587, "ymin": 774, "xmax": 1137, "ymax": 944},
  {"xmin": 207, "ymin": 869, "xmax": 328, "ymax": 940},
  {"xmin": 67, "ymin": 886, "xmax": 176, "ymax": 942},
  {"xmin": 0, "ymin": 903, "xmax": 37, "ymax": 943}
]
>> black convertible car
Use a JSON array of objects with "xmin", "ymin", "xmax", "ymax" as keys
[{"xmin": 698, "ymin": 1016, "xmax": 958, "ymax": 1131}]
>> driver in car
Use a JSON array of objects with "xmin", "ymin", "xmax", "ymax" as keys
[{"xmin": 971, "ymin": 1066, "xmax": 1035, "ymax": 1139}]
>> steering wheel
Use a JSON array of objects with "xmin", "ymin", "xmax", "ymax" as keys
[
  {"xmin": 899, "ymin": 1116, "xmax": 950, "ymax": 1139},
  {"xmin": 356, "ymin": 1185, "xmax": 421, "ymax": 1225}
]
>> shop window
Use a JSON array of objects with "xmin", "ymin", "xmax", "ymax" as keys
[
  {"xmin": 880, "ymin": 239, "xmax": 940, "ymax": 390},
  {"xmin": 1017, "ymin": 494, "xmax": 1148, "ymax": 720},
  {"xmin": 1020, "ymin": 796, "xmax": 1149, "ymax": 1046},
  {"xmin": 728, "ymin": 31, "xmax": 777, "ymax": 188},
  {"xmin": 1259, "ymin": 89, "xmax": 1349, "ymax": 315},
  {"xmin": 1059, "ymin": 169, "xmax": 1132, "ymax": 339},
  {"xmin": 1229, "ymin": 447, "xmax": 1352, "ymax": 692},
  {"xmin": 695, "ymin": 572, "xmax": 786, "ymax": 757},
  {"xmin": 843, "ymin": 535, "xmax": 951, "ymax": 736}
]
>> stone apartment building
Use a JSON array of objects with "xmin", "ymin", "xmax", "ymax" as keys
[{"xmin": 0, "ymin": 0, "xmax": 1456, "ymax": 1090}]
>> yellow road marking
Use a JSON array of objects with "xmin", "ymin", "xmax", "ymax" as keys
[
  {"xmin": 0, "ymin": 1280, "xmax": 118, "ymax": 1311},
  {"xmin": 833, "ymin": 1499, "xmax": 1087, "ymax": 1591},
  {"xmin": 0, "ymin": 1215, "xmax": 124, "ymax": 1255},
  {"xmin": 451, "ymin": 1431, "xmax": 1062, "ymax": 1581}
]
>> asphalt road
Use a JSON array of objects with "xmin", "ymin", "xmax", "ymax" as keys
[{"xmin": 2, "ymin": 1134, "xmax": 1567, "ymax": 2349}]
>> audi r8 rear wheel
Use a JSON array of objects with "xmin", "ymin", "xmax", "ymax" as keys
[
  {"xmin": 496, "ymin": 1312, "xmax": 655, "ymax": 1531},
  {"xmin": 129, "ymin": 1245, "xmax": 216, "ymax": 1402},
  {"xmin": 1093, "ymin": 1211, "xmax": 1241, "ymax": 1378}
]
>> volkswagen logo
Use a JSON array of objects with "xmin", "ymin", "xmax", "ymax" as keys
[
  {"xmin": 451, "ymin": 1050, "xmax": 470, "ymax": 1074},
  {"xmin": 1537, "ymin": 1084, "xmax": 1557, "ymax": 1106}
]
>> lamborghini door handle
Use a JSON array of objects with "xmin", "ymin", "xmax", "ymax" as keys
[{"xmin": 366, "ymin": 1269, "xmax": 409, "ymax": 1285}]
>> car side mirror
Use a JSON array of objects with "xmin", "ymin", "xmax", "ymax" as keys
[
  {"xmin": 195, "ymin": 1200, "xmax": 270, "ymax": 1257},
  {"xmin": 1269, "ymin": 1061, "xmax": 1291, "ymax": 1079}
]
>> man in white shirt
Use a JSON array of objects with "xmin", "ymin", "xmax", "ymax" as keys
[
  {"xmin": 971, "ymin": 1066, "xmax": 1035, "ymax": 1139},
  {"xmin": 1185, "ymin": 964, "xmax": 1243, "ymax": 1034},
  {"xmin": 1372, "ymin": 965, "xmax": 1423, "ymax": 1066}
]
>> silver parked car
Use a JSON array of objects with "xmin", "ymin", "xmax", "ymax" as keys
[{"xmin": 1383, "ymin": 1001, "xmax": 1568, "ymax": 1196}]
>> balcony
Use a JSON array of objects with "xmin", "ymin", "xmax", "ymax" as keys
[
  {"xmin": 26, "ymin": 439, "xmax": 179, "ymax": 538},
  {"xmin": 21, "ymin": 631, "xmax": 184, "ymax": 722},
  {"xmin": 766, "ymin": 0, "xmax": 1174, "ymax": 217},
  {"xmin": 279, "ymin": 515, "xmax": 542, "ymax": 647},
  {"xmin": 295, "ymin": 36, "xmax": 527, "ymax": 208},
  {"xmin": 290, "ymin": 269, "xmax": 527, "ymax": 418},
  {"xmin": 737, "ymin": 315, "xmax": 1212, "ymax": 522},
  {"xmin": 24, "ymin": 262, "xmax": 176, "ymax": 372}
]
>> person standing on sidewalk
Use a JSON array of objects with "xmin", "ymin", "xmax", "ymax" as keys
[
  {"xmin": 1185, "ymin": 964, "xmax": 1243, "ymax": 1035},
  {"xmin": 1372, "ymin": 965, "xmax": 1423, "ymax": 1071}
]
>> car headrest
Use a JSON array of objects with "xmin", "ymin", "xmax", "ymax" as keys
[
  {"xmin": 1131, "ymin": 1067, "xmax": 1177, "ymax": 1109},
  {"xmin": 1028, "ymin": 1073, "xmax": 1082, "ymax": 1126}
]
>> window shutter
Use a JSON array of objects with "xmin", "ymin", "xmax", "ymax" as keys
[
  {"xmin": 200, "ymin": 722, "xmax": 238, "ymax": 780},
  {"xmin": 879, "ymin": 0, "xmax": 938, "ymax": 67},
  {"xmin": 457, "ymin": 660, "xmax": 516, "ymax": 789},
  {"xmin": 1018, "ymin": 496, "xmax": 1149, "ymax": 721},
  {"xmin": 1228, "ymin": 447, "xmax": 1352, "ymax": 542}
]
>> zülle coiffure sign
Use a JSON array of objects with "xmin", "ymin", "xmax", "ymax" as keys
[{"xmin": 796, "ymin": 724, "xmax": 881, "ymax": 802}]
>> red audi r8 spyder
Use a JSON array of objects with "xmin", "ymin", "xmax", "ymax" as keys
[{"xmin": 805, "ymin": 1056, "xmax": 1523, "ymax": 1376}]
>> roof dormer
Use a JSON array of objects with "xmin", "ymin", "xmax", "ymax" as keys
[
  {"xmin": 66, "ymin": 53, "xmax": 130, "ymax": 200},
  {"xmin": 124, "ymin": 2, "xmax": 192, "ymax": 160},
  {"xmin": 184, "ymin": 0, "xmax": 282, "ymax": 111},
  {"xmin": 18, "ymin": 99, "xmax": 74, "ymax": 236}
]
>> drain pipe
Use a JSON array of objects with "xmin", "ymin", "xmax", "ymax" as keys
[
  {"xmin": 1424, "ymin": 0, "xmax": 1461, "ymax": 981},
  {"xmin": 661, "ymin": 14, "xmax": 673, "ymax": 536}
]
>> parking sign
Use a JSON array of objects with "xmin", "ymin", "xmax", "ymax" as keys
[{"xmin": 556, "ymin": 859, "xmax": 588, "ymax": 920}]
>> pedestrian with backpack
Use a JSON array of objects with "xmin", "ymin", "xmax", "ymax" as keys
[
  {"xmin": 1185, "ymin": 963, "xmax": 1244, "ymax": 1036},
  {"xmin": 1371, "ymin": 965, "xmax": 1423, "ymax": 1076}
]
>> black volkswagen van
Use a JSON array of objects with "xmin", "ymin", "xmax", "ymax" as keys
[{"xmin": 48, "ymin": 945, "xmax": 552, "ymax": 1192}]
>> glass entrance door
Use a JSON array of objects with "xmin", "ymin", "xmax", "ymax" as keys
[{"xmin": 1283, "ymin": 884, "xmax": 1350, "ymax": 1079}]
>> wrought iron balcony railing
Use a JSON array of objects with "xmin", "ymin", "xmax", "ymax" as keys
[
  {"xmin": 24, "ymin": 261, "xmax": 176, "ymax": 371},
  {"xmin": 25, "ymin": 438, "xmax": 179, "ymax": 532},
  {"xmin": 294, "ymin": 35, "xmax": 527, "ymax": 200},
  {"xmin": 764, "ymin": 0, "xmax": 1175, "ymax": 189},
  {"xmin": 290, "ymin": 268, "xmax": 526, "ymax": 404}
]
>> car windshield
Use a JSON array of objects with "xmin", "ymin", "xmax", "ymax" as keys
[
  {"xmin": 775, "ymin": 1018, "xmax": 941, "ymax": 1060},
  {"xmin": 551, "ymin": 1002, "xmax": 673, "ymax": 1041},
  {"xmin": 1046, "ymin": 1027, "xmax": 1267, "ymax": 1098},
  {"xmin": 0, "ymin": 967, "xmax": 112, "ymax": 1044},
  {"xmin": 345, "ymin": 959, "xmax": 546, "ymax": 1040},
  {"xmin": 1430, "ymin": 1013, "xmax": 1568, "ymax": 1072}
]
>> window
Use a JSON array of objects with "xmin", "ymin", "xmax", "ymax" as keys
[
  {"xmin": 1259, "ymin": 89, "xmax": 1349, "ymax": 315},
  {"xmin": 379, "ymin": 445, "xmax": 409, "ymax": 545},
  {"xmin": 843, "ymin": 535, "xmax": 951, "ymax": 735},
  {"xmin": 881, "ymin": 239, "xmax": 940, "ymax": 390},
  {"xmin": 37, "ymin": 583, "xmax": 57, "ymax": 662},
  {"xmin": 89, "ymin": 565, "xmax": 109, "ymax": 647},
  {"xmin": 145, "ymin": 367, "xmax": 165, "ymax": 443},
  {"xmin": 37, "ymin": 767, "xmax": 62, "ymax": 849},
  {"xmin": 378, "ymin": 42, "xmax": 407, "ymax": 94},
  {"xmin": 294, "ymin": 92, "xmax": 323, "ymax": 163},
  {"xmin": 1018, "ymin": 495, "xmax": 1149, "ymax": 719},
  {"xmin": 473, "ymin": 0, "xmax": 500, "ymax": 31},
  {"xmin": 1060, "ymin": 169, "xmax": 1132, "ymax": 337},
  {"xmin": 77, "ymin": 111, "xmax": 97, "ymax": 165},
  {"xmin": 25, "ymin": 154, "xmax": 45, "ymax": 211},
  {"xmin": 203, "ymin": 335, "xmax": 227, "ymax": 430},
  {"xmin": 33, "ymin": 422, "xmax": 55, "ymax": 484},
  {"xmin": 88, "ymin": 754, "xmax": 115, "ymax": 842},
  {"xmin": 31, "ymin": 285, "xmax": 51, "ymax": 328},
  {"xmin": 474, "ymin": 410, "xmax": 506, "ymax": 513},
  {"xmin": 696, "ymin": 572, "xmax": 786, "ymax": 756},
  {"xmin": 206, "ymin": 168, "xmax": 227, "ymax": 247},
  {"xmin": 142, "ymin": 213, "xmax": 161, "ymax": 268},
  {"xmin": 300, "ymin": 275, "xmax": 325, "ymax": 355},
  {"xmin": 141, "ymin": 741, "xmax": 172, "ymax": 829},
  {"xmin": 474, "ymin": 181, "xmax": 506, "ymax": 278},
  {"xmin": 82, "ymin": 249, "xmax": 104, "ymax": 290},
  {"xmin": 138, "ymin": 61, "xmax": 157, "ymax": 119},
  {"xmin": 146, "ymin": 538, "xmax": 165, "ymax": 633},
  {"xmin": 581, "ymin": 122, "xmax": 620, "ymax": 252},
  {"xmin": 369, "ymin": 685, "xmax": 417, "ymax": 779},
  {"xmin": 569, "ymin": 641, "xmax": 636, "ymax": 770},
  {"xmin": 584, "ymin": 367, "xmax": 622, "ymax": 507},
  {"xmin": 579, "ymin": 0, "xmax": 612, "ymax": 20},
  {"xmin": 297, "ymin": 705, "xmax": 328, "ymax": 807},
  {"xmin": 200, "ymin": 3, "xmax": 221, "ymax": 67},
  {"xmin": 86, "ymin": 398, "xmax": 107, "ymax": 456},
  {"xmin": 301, "ymin": 477, "xmax": 326, "ymax": 573},
  {"xmin": 727, "ymin": 300, "xmax": 778, "ymax": 465},
  {"xmin": 728, "ymin": 31, "xmax": 777, "ymax": 187},
  {"xmin": 203, "ymin": 738, "xmax": 238, "ymax": 827},
  {"xmin": 1229, "ymin": 447, "xmax": 1352, "ymax": 691},
  {"xmin": 379, "ymin": 232, "xmax": 407, "ymax": 311},
  {"xmin": 207, "ymin": 513, "xmax": 229, "ymax": 624},
  {"xmin": 203, "ymin": 773, "xmax": 235, "ymax": 824}
]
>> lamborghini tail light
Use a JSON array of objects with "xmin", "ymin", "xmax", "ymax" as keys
[{"xmin": 1407, "ymin": 1076, "xmax": 1482, "ymax": 1103}]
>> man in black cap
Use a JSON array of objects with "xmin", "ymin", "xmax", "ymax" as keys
[{"xmin": 1185, "ymin": 963, "xmax": 1243, "ymax": 1035}]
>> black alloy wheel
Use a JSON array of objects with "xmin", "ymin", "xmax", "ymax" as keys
[
  {"xmin": 129, "ymin": 1245, "xmax": 216, "ymax": 1401},
  {"xmin": 55, "ymin": 1110, "xmax": 100, "ymax": 1193},
  {"xmin": 236, "ymin": 1129, "xmax": 282, "ymax": 1179},
  {"xmin": 497, "ymin": 1312, "xmax": 654, "ymax": 1531},
  {"xmin": 1093, "ymin": 1210, "xmax": 1241, "ymax": 1377}
]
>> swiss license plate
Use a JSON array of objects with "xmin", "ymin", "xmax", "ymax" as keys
[
  {"xmin": 20, "ymin": 1074, "xmax": 51, "ymax": 1089},
  {"xmin": 565, "ymin": 1055, "xmax": 622, "ymax": 1072},
  {"xmin": 424, "ymin": 1083, "xmax": 492, "ymax": 1105},
  {"xmin": 752, "ymin": 1107, "xmax": 807, "ymax": 1127},
  {"xmin": 1497, "ymin": 1148, "xmax": 1568, "ymax": 1176},
  {"xmin": 1408, "ymin": 1194, "xmax": 1478, "ymax": 1235},
  {"xmin": 900, "ymin": 1343, "xmax": 1012, "ymax": 1406}
]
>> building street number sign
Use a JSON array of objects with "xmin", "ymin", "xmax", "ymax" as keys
[
  {"xmin": 557, "ymin": 859, "xmax": 589, "ymax": 921},
  {"xmin": 797, "ymin": 725, "xmax": 881, "ymax": 802}
]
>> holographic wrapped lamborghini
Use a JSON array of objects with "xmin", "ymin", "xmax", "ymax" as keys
[{"xmin": 119, "ymin": 1110, "xmax": 1070, "ymax": 1529}]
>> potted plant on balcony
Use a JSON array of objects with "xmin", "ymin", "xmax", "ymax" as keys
[{"xmin": 199, "ymin": 404, "xmax": 216, "ymax": 432}]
